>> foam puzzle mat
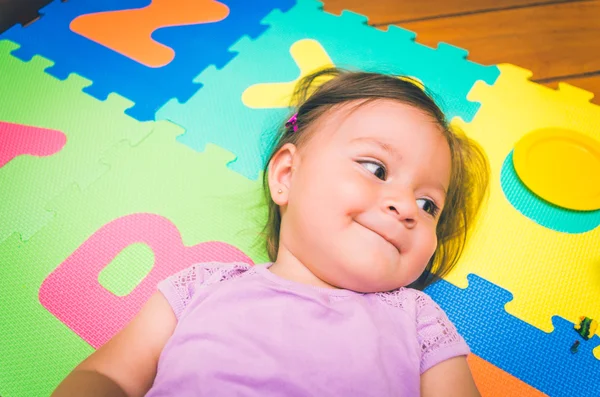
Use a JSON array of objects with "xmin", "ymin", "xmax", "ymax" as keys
[{"xmin": 0, "ymin": 0, "xmax": 598, "ymax": 395}]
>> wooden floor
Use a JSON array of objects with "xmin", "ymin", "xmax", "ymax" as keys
[
  {"xmin": 323, "ymin": 0, "xmax": 600, "ymax": 104},
  {"xmin": 1, "ymin": 0, "xmax": 599, "ymax": 103}
]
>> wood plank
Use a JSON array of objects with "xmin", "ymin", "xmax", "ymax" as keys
[
  {"xmin": 321, "ymin": 0, "xmax": 574, "ymax": 25},
  {"xmin": 391, "ymin": 1, "xmax": 600, "ymax": 81},
  {"xmin": 542, "ymin": 74, "xmax": 600, "ymax": 104}
]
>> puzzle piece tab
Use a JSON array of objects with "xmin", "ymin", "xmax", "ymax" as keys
[
  {"xmin": 0, "ymin": 119, "xmax": 268, "ymax": 397},
  {"xmin": 426, "ymin": 275, "xmax": 600, "ymax": 396},
  {"xmin": 445, "ymin": 63, "xmax": 600, "ymax": 342},
  {"xmin": 157, "ymin": 0, "xmax": 499, "ymax": 180},
  {"xmin": 1, "ymin": 0, "xmax": 296, "ymax": 121},
  {"xmin": 242, "ymin": 39, "xmax": 335, "ymax": 108},
  {"xmin": 0, "ymin": 40, "xmax": 154, "ymax": 244}
]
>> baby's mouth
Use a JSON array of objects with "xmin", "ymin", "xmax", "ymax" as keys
[{"xmin": 357, "ymin": 222, "xmax": 402, "ymax": 254}]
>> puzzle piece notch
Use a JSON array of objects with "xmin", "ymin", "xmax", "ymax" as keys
[
  {"xmin": 0, "ymin": 40, "xmax": 154, "ymax": 244},
  {"xmin": 444, "ymin": 60, "xmax": 600, "ymax": 347},
  {"xmin": 260, "ymin": 0, "xmax": 480, "ymax": 68},
  {"xmin": 556, "ymin": 81, "xmax": 596, "ymax": 102},
  {"xmin": 2, "ymin": 41, "xmax": 143, "ymax": 124},
  {"xmin": 379, "ymin": 25, "xmax": 472, "ymax": 63},
  {"xmin": 97, "ymin": 120, "xmax": 215, "ymax": 169},
  {"xmin": 191, "ymin": 63, "xmax": 221, "ymax": 85},
  {"xmin": 44, "ymin": 118, "xmax": 266, "ymax": 249},
  {"xmin": 435, "ymin": 42, "xmax": 470, "ymax": 60},
  {"xmin": 426, "ymin": 274, "xmax": 600, "ymax": 396},
  {"xmin": 468, "ymin": 63, "xmax": 597, "ymax": 105},
  {"xmin": 0, "ymin": 133, "xmax": 261, "ymax": 393},
  {"xmin": 376, "ymin": 24, "xmax": 417, "ymax": 41},
  {"xmin": 242, "ymin": 39, "xmax": 335, "ymax": 109},
  {"xmin": 2, "ymin": 0, "xmax": 297, "ymax": 121},
  {"xmin": 161, "ymin": 0, "xmax": 500, "ymax": 181}
]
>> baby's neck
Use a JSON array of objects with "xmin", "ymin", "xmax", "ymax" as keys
[{"xmin": 268, "ymin": 251, "xmax": 339, "ymax": 290}]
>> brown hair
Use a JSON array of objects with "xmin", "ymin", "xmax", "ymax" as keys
[{"xmin": 261, "ymin": 67, "xmax": 490, "ymax": 290}]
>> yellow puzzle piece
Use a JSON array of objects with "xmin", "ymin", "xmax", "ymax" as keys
[
  {"xmin": 446, "ymin": 63, "xmax": 600, "ymax": 358},
  {"xmin": 242, "ymin": 39, "xmax": 425, "ymax": 109},
  {"xmin": 242, "ymin": 39, "xmax": 335, "ymax": 108}
]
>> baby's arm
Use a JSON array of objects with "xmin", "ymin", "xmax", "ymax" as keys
[
  {"xmin": 51, "ymin": 291, "xmax": 176, "ymax": 397},
  {"xmin": 421, "ymin": 356, "xmax": 480, "ymax": 396},
  {"xmin": 414, "ymin": 291, "xmax": 480, "ymax": 396}
]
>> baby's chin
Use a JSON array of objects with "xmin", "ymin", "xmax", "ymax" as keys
[{"xmin": 326, "ymin": 256, "xmax": 411, "ymax": 293}]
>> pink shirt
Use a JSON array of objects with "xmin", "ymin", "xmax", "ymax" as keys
[{"xmin": 145, "ymin": 262, "xmax": 470, "ymax": 396}]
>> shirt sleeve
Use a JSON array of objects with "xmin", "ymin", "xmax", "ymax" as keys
[
  {"xmin": 157, "ymin": 263, "xmax": 208, "ymax": 320},
  {"xmin": 415, "ymin": 291, "xmax": 471, "ymax": 374},
  {"xmin": 157, "ymin": 261, "xmax": 252, "ymax": 320}
]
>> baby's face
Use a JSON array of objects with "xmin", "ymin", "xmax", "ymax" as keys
[{"xmin": 282, "ymin": 99, "xmax": 452, "ymax": 292}]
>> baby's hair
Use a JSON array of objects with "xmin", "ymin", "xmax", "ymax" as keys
[{"xmin": 261, "ymin": 67, "xmax": 490, "ymax": 290}]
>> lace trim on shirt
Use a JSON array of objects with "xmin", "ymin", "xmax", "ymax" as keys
[
  {"xmin": 376, "ymin": 289, "xmax": 462, "ymax": 356},
  {"xmin": 170, "ymin": 262, "xmax": 251, "ymax": 309},
  {"xmin": 415, "ymin": 293, "xmax": 463, "ymax": 356},
  {"xmin": 374, "ymin": 288, "xmax": 409, "ymax": 309}
]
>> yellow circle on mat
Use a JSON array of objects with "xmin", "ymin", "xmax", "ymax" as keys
[{"xmin": 513, "ymin": 128, "xmax": 600, "ymax": 211}]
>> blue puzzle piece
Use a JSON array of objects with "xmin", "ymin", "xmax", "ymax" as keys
[
  {"xmin": 156, "ymin": 0, "xmax": 500, "ymax": 180},
  {"xmin": 1, "ymin": 0, "xmax": 296, "ymax": 121},
  {"xmin": 425, "ymin": 275, "xmax": 600, "ymax": 396}
]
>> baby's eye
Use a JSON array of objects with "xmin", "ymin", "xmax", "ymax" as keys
[
  {"xmin": 416, "ymin": 198, "xmax": 440, "ymax": 217},
  {"xmin": 360, "ymin": 161, "xmax": 387, "ymax": 180}
]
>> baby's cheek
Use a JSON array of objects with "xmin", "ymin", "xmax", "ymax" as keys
[
  {"xmin": 424, "ymin": 233, "xmax": 438, "ymax": 264},
  {"xmin": 336, "ymin": 176, "xmax": 373, "ymax": 208}
]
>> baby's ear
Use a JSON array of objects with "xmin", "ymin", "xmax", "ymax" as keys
[{"xmin": 268, "ymin": 143, "xmax": 297, "ymax": 206}]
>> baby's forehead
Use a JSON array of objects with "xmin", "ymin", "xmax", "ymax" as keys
[{"xmin": 320, "ymin": 100, "xmax": 441, "ymax": 141}]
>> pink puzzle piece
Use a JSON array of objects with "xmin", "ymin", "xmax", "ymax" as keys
[
  {"xmin": 39, "ymin": 213, "xmax": 254, "ymax": 348},
  {"xmin": 0, "ymin": 121, "xmax": 67, "ymax": 168}
]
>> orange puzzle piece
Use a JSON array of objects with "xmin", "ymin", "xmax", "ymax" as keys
[{"xmin": 467, "ymin": 354, "xmax": 548, "ymax": 397}]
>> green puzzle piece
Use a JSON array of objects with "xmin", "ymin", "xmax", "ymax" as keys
[
  {"xmin": 0, "ymin": 120, "xmax": 269, "ymax": 397},
  {"xmin": 0, "ymin": 40, "xmax": 154, "ymax": 243}
]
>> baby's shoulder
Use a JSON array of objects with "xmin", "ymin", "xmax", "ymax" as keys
[
  {"xmin": 374, "ymin": 287, "xmax": 438, "ymax": 316},
  {"xmin": 375, "ymin": 287, "xmax": 470, "ymax": 373},
  {"xmin": 169, "ymin": 261, "xmax": 252, "ymax": 287},
  {"xmin": 157, "ymin": 261, "xmax": 253, "ymax": 319}
]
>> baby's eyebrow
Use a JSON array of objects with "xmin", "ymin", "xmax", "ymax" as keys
[
  {"xmin": 418, "ymin": 179, "xmax": 448, "ymax": 203},
  {"xmin": 350, "ymin": 137, "xmax": 400, "ymax": 159},
  {"xmin": 434, "ymin": 183, "xmax": 447, "ymax": 200}
]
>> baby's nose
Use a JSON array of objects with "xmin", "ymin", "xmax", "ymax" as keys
[{"xmin": 385, "ymin": 196, "xmax": 418, "ymax": 227}]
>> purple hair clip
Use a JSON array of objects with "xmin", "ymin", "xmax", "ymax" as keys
[{"xmin": 285, "ymin": 113, "xmax": 298, "ymax": 133}]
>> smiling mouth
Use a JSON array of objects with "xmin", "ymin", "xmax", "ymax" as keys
[{"xmin": 358, "ymin": 222, "xmax": 401, "ymax": 253}]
